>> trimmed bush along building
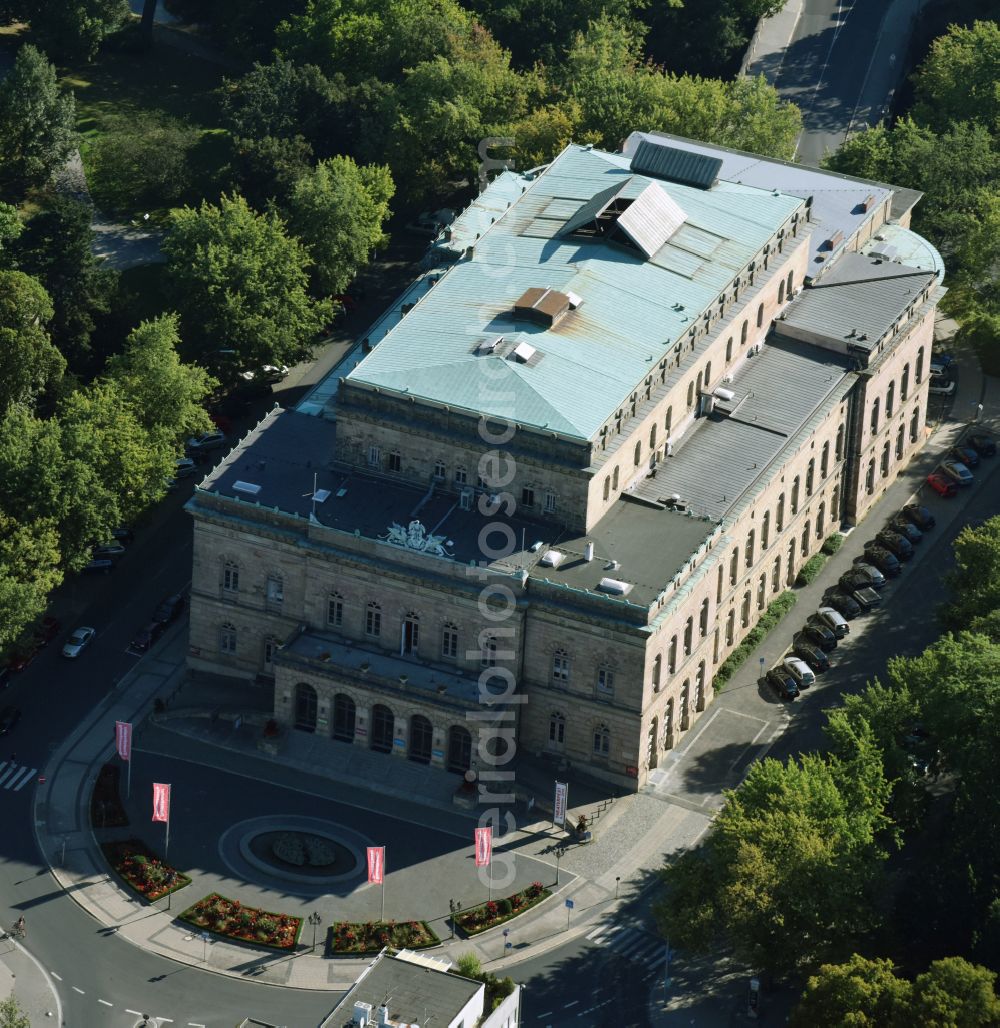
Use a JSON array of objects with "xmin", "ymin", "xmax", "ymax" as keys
[{"xmin": 186, "ymin": 132, "xmax": 943, "ymax": 792}]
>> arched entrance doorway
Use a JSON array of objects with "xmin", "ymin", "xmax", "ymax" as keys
[
  {"xmin": 371, "ymin": 704, "xmax": 394, "ymax": 753},
  {"xmin": 447, "ymin": 724, "xmax": 472, "ymax": 774},
  {"xmin": 332, "ymin": 693, "xmax": 355, "ymax": 743},
  {"xmin": 409, "ymin": 715, "xmax": 433, "ymax": 764},
  {"xmin": 294, "ymin": 683, "xmax": 317, "ymax": 732},
  {"xmin": 647, "ymin": 716, "xmax": 658, "ymax": 770}
]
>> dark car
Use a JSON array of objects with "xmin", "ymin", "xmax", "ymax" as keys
[
  {"xmin": 850, "ymin": 586, "xmax": 881, "ymax": 611},
  {"xmin": 861, "ymin": 546, "xmax": 901, "ymax": 576},
  {"xmin": 799, "ymin": 623, "xmax": 837, "ymax": 652},
  {"xmin": 130, "ymin": 621, "xmax": 165, "ymax": 653},
  {"xmin": 793, "ymin": 640, "xmax": 830, "ymax": 672},
  {"xmin": 889, "ymin": 516, "xmax": 923, "ymax": 544},
  {"xmin": 902, "ymin": 504, "xmax": 935, "ymax": 530},
  {"xmin": 0, "ymin": 705, "xmax": 21, "ymax": 735},
  {"xmin": 110, "ymin": 526, "xmax": 134, "ymax": 543},
  {"xmin": 36, "ymin": 616, "xmax": 60, "ymax": 645},
  {"xmin": 967, "ymin": 433, "xmax": 996, "ymax": 457},
  {"xmin": 766, "ymin": 668, "xmax": 800, "ymax": 701},
  {"xmin": 841, "ymin": 569, "xmax": 882, "ymax": 594},
  {"xmin": 951, "ymin": 445, "xmax": 980, "ymax": 469},
  {"xmin": 6, "ymin": 637, "xmax": 42, "ymax": 672},
  {"xmin": 874, "ymin": 531, "xmax": 913, "ymax": 561},
  {"xmin": 92, "ymin": 542, "xmax": 126, "ymax": 558},
  {"xmin": 82, "ymin": 558, "xmax": 114, "ymax": 575},
  {"xmin": 152, "ymin": 592, "xmax": 186, "ymax": 625},
  {"xmin": 827, "ymin": 592, "xmax": 861, "ymax": 619}
]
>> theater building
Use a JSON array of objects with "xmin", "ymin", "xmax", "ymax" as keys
[{"xmin": 186, "ymin": 132, "xmax": 944, "ymax": 791}]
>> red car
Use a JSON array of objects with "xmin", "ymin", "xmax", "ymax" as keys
[{"xmin": 927, "ymin": 471, "xmax": 958, "ymax": 497}]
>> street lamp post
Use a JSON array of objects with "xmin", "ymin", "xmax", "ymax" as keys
[
  {"xmin": 555, "ymin": 845, "xmax": 566, "ymax": 886},
  {"xmin": 449, "ymin": 899, "xmax": 462, "ymax": 939},
  {"xmin": 615, "ymin": 876, "xmax": 621, "ymax": 899},
  {"xmin": 308, "ymin": 912, "xmax": 323, "ymax": 952}
]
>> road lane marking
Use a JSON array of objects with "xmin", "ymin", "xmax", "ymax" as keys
[
  {"xmin": 536, "ymin": 1013, "xmax": 552, "ymax": 1020},
  {"xmin": 12, "ymin": 768, "xmax": 37, "ymax": 791},
  {"xmin": 98, "ymin": 999, "xmax": 113, "ymax": 1006},
  {"xmin": 564, "ymin": 1000, "xmax": 579, "ymax": 1008},
  {"xmin": 126, "ymin": 1010, "xmax": 142, "ymax": 1016},
  {"xmin": 50, "ymin": 972, "xmax": 61, "ymax": 980},
  {"xmin": 188, "ymin": 1023, "xmax": 206, "ymax": 1027},
  {"xmin": 72, "ymin": 986, "xmax": 85, "ymax": 994}
]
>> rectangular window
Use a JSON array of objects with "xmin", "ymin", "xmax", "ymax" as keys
[
  {"xmin": 521, "ymin": 487, "xmax": 535, "ymax": 508},
  {"xmin": 223, "ymin": 564, "xmax": 239, "ymax": 592},
  {"xmin": 454, "ymin": 467, "xmax": 467, "ymax": 486},
  {"xmin": 544, "ymin": 492, "xmax": 557, "ymax": 513},
  {"xmin": 327, "ymin": 595, "xmax": 343, "ymax": 628},
  {"xmin": 387, "ymin": 452, "xmax": 401, "ymax": 473},
  {"xmin": 553, "ymin": 652, "xmax": 570, "ymax": 683},
  {"xmin": 442, "ymin": 626, "xmax": 458, "ymax": 658},
  {"xmin": 366, "ymin": 608, "xmax": 381, "ymax": 637},
  {"xmin": 481, "ymin": 639, "xmax": 497, "ymax": 667},
  {"xmin": 434, "ymin": 461, "xmax": 446, "ymax": 480},
  {"xmin": 597, "ymin": 668, "xmax": 615, "ymax": 695},
  {"xmin": 367, "ymin": 446, "xmax": 381, "ymax": 467},
  {"xmin": 266, "ymin": 576, "xmax": 283, "ymax": 608},
  {"xmin": 220, "ymin": 626, "xmax": 236, "ymax": 654}
]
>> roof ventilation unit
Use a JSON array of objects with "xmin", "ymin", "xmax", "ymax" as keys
[
  {"xmin": 353, "ymin": 1002, "xmax": 373, "ymax": 1027},
  {"xmin": 713, "ymin": 386, "xmax": 736, "ymax": 402},
  {"xmin": 233, "ymin": 480, "xmax": 261, "ymax": 495},
  {"xmin": 510, "ymin": 340, "xmax": 537, "ymax": 363},
  {"xmin": 598, "ymin": 577, "xmax": 632, "ymax": 595},
  {"xmin": 477, "ymin": 335, "xmax": 504, "ymax": 354},
  {"xmin": 540, "ymin": 549, "xmax": 565, "ymax": 568},
  {"xmin": 513, "ymin": 287, "xmax": 571, "ymax": 327},
  {"xmin": 584, "ymin": 542, "xmax": 595, "ymax": 562}
]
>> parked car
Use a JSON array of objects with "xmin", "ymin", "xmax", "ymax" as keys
[
  {"xmin": 766, "ymin": 668, "xmax": 800, "ymax": 701},
  {"xmin": 940, "ymin": 460, "xmax": 973, "ymax": 487},
  {"xmin": 186, "ymin": 430, "xmax": 226, "ymax": 453},
  {"xmin": 0, "ymin": 706, "xmax": 20, "ymax": 736},
  {"xmin": 874, "ymin": 531, "xmax": 914, "ymax": 561},
  {"xmin": 92, "ymin": 542, "xmax": 126, "ymax": 558},
  {"xmin": 931, "ymin": 351, "xmax": 955, "ymax": 370},
  {"xmin": 950, "ymin": 445, "xmax": 980, "ymax": 468},
  {"xmin": 902, "ymin": 504, "xmax": 935, "ymax": 530},
  {"xmin": 888, "ymin": 516, "xmax": 922, "ymax": 544},
  {"xmin": 82, "ymin": 558, "xmax": 114, "ymax": 575},
  {"xmin": 175, "ymin": 457, "xmax": 198, "ymax": 479},
  {"xmin": 928, "ymin": 379, "xmax": 956, "ymax": 397},
  {"xmin": 240, "ymin": 365, "xmax": 288, "ymax": 385},
  {"xmin": 405, "ymin": 208, "xmax": 456, "ymax": 237},
  {"xmin": 842, "ymin": 566, "xmax": 885, "ymax": 592},
  {"xmin": 36, "ymin": 616, "xmax": 60, "ymax": 645},
  {"xmin": 782, "ymin": 656, "xmax": 815, "ymax": 688},
  {"xmin": 130, "ymin": 621, "xmax": 165, "ymax": 653},
  {"xmin": 163, "ymin": 477, "xmax": 179, "ymax": 494},
  {"xmin": 859, "ymin": 546, "xmax": 901, "ymax": 577},
  {"xmin": 799, "ymin": 623, "xmax": 837, "ymax": 652},
  {"xmin": 110, "ymin": 526, "xmax": 134, "ymax": 543},
  {"xmin": 0, "ymin": 667, "xmax": 10, "ymax": 690},
  {"xmin": 210, "ymin": 413, "xmax": 234, "ymax": 435},
  {"xmin": 6, "ymin": 643, "xmax": 38, "ymax": 673},
  {"xmin": 793, "ymin": 639, "xmax": 830, "ymax": 672},
  {"xmin": 62, "ymin": 626, "xmax": 96, "ymax": 658},
  {"xmin": 850, "ymin": 586, "xmax": 881, "ymax": 611},
  {"xmin": 929, "ymin": 359, "xmax": 951, "ymax": 379},
  {"xmin": 152, "ymin": 592, "xmax": 186, "ymax": 625},
  {"xmin": 827, "ymin": 591, "xmax": 861, "ymax": 620},
  {"xmin": 926, "ymin": 471, "xmax": 958, "ymax": 497},
  {"xmin": 813, "ymin": 607, "xmax": 850, "ymax": 638},
  {"xmin": 967, "ymin": 432, "xmax": 996, "ymax": 457}
]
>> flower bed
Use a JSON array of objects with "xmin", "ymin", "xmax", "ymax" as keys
[
  {"xmin": 328, "ymin": 919, "xmax": 440, "ymax": 955},
  {"xmin": 91, "ymin": 763, "xmax": 129, "ymax": 828},
  {"xmin": 454, "ymin": 881, "xmax": 551, "ymax": 936},
  {"xmin": 103, "ymin": 838, "xmax": 191, "ymax": 901},
  {"xmin": 179, "ymin": 893, "xmax": 302, "ymax": 950}
]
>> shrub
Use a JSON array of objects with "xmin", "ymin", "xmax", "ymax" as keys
[
  {"xmin": 795, "ymin": 553, "xmax": 827, "ymax": 586},
  {"xmin": 457, "ymin": 953, "xmax": 483, "ymax": 978},
  {"xmin": 821, "ymin": 532, "xmax": 844, "ymax": 555},
  {"xmin": 714, "ymin": 591, "xmax": 797, "ymax": 690},
  {"xmin": 497, "ymin": 898, "xmax": 512, "ymax": 916}
]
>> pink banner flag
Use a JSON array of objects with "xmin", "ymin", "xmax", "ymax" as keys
[
  {"xmin": 115, "ymin": 720, "xmax": 132, "ymax": 762},
  {"xmin": 474, "ymin": 826, "xmax": 492, "ymax": 868},
  {"xmin": 152, "ymin": 782, "xmax": 171, "ymax": 823},
  {"xmin": 367, "ymin": 846, "xmax": 385, "ymax": 885}
]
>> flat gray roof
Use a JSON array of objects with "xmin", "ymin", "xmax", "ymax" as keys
[
  {"xmin": 325, "ymin": 953, "xmax": 480, "ymax": 1028},
  {"xmin": 635, "ymin": 337, "xmax": 854, "ymax": 521}
]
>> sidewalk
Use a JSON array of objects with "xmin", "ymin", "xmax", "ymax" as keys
[{"xmin": 0, "ymin": 935, "xmax": 61, "ymax": 1024}]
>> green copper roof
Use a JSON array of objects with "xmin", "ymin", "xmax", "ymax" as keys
[{"xmin": 347, "ymin": 144, "xmax": 804, "ymax": 440}]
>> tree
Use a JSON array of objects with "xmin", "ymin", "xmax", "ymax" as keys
[
  {"xmin": 87, "ymin": 112, "xmax": 200, "ymax": 213},
  {"xmin": 791, "ymin": 954, "xmax": 908, "ymax": 1027},
  {"xmin": 16, "ymin": 194, "xmax": 118, "ymax": 370},
  {"xmin": 900, "ymin": 958, "xmax": 1000, "ymax": 1027},
  {"xmin": 942, "ymin": 515, "xmax": 1000, "ymax": 629},
  {"xmin": 285, "ymin": 156, "xmax": 394, "ymax": 296},
  {"xmin": 162, "ymin": 193, "xmax": 333, "ymax": 375},
  {"xmin": 0, "ymin": 510, "xmax": 63, "ymax": 649},
  {"xmin": 0, "ymin": 993, "xmax": 32, "ymax": 1028},
  {"xmin": 0, "ymin": 44, "xmax": 77, "ymax": 190},
  {"xmin": 22, "ymin": 0, "xmax": 130, "ymax": 62},
  {"xmin": 656, "ymin": 741, "xmax": 892, "ymax": 974},
  {"xmin": 0, "ymin": 202, "xmax": 22, "ymax": 267},
  {"xmin": 104, "ymin": 314, "xmax": 216, "ymax": 442},
  {"xmin": 229, "ymin": 134, "xmax": 315, "ymax": 210},
  {"xmin": 0, "ymin": 270, "xmax": 65, "ymax": 413},
  {"xmin": 912, "ymin": 21, "xmax": 1000, "ymax": 136}
]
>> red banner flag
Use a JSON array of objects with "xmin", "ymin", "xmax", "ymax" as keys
[
  {"xmin": 367, "ymin": 846, "xmax": 385, "ymax": 885},
  {"xmin": 474, "ymin": 826, "xmax": 492, "ymax": 868},
  {"xmin": 115, "ymin": 720, "xmax": 132, "ymax": 762},
  {"xmin": 152, "ymin": 782, "xmax": 171, "ymax": 823}
]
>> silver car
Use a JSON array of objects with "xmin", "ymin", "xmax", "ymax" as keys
[{"xmin": 62, "ymin": 626, "xmax": 96, "ymax": 658}]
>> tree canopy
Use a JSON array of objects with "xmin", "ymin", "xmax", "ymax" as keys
[
  {"xmin": 0, "ymin": 270, "xmax": 65, "ymax": 414},
  {"xmin": 162, "ymin": 193, "xmax": 333, "ymax": 375},
  {"xmin": 21, "ymin": 0, "xmax": 130, "ymax": 62}
]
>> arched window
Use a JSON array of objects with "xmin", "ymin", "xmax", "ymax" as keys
[
  {"xmin": 696, "ymin": 371, "xmax": 703, "ymax": 396},
  {"xmin": 549, "ymin": 711, "xmax": 565, "ymax": 747},
  {"xmin": 603, "ymin": 476, "xmax": 610, "ymax": 501},
  {"xmin": 836, "ymin": 423, "xmax": 845, "ymax": 461},
  {"xmin": 870, "ymin": 397, "xmax": 880, "ymax": 435},
  {"xmin": 593, "ymin": 723, "xmax": 611, "ymax": 757},
  {"xmin": 649, "ymin": 424, "xmax": 657, "ymax": 450},
  {"xmin": 371, "ymin": 704, "xmax": 394, "ymax": 753},
  {"xmin": 806, "ymin": 458, "xmax": 815, "ymax": 496},
  {"xmin": 741, "ymin": 591, "xmax": 751, "ymax": 627},
  {"xmin": 817, "ymin": 501, "xmax": 826, "ymax": 538},
  {"xmin": 896, "ymin": 423, "xmax": 905, "ymax": 459},
  {"xmin": 683, "ymin": 616, "xmax": 693, "ymax": 656},
  {"xmin": 778, "ymin": 280, "xmax": 785, "ymax": 304},
  {"xmin": 881, "ymin": 440, "xmax": 891, "ymax": 477},
  {"xmin": 726, "ymin": 337, "xmax": 733, "ymax": 362},
  {"xmin": 294, "ymin": 682, "xmax": 317, "ymax": 733},
  {"xmin": 365, "ymin": 602, "xmax": 382, "ymax": 637},
  {"xmin": 699, "ymin": 598, "xmax": 710, "ymax": 637},
  {"xmin": 664, "ymin": 407, "xmax": 673, "ymax": 435},
  {"xmin": 791, "ymin": 476, "xmax": 800, "ymax": 515},
  {"xmin": 687, "ymin": 381, "xmax": 694, "ymax": 408},
  {"xmin": 612, "ymin": 466, "xmax": 620, "ymax": 490},
  {"xmin": 821, "ymin": 441, "xmax": 830, "ymax": 478},
  {"xmin": 409, "ymin": 715, "xmax": 433, "ymax": 764},
  {"xmin": 726, "ymin": 609, "xmax": 735, "ymax": 645},
  {"xmin": 668, "ymin": 635, "xmax": 678, "ymax": 674},
  {"xmin": 866, "ymin": 459, "xmax": 876, "ymax": 494},
  {"xmin": 757, "ymin": 573, "xmax": 766, "ymax": 610},
  {"xmin": 327, "ymin": 592, "xmax": 344, "ymax": 628},
  {"xmin": 447, "ymin": 724, "xmax": 472, "ymax": 773},
  {"xmin": 441, "ymin": 622, "xmax": 459, "ymax": 659},
  {"xmin": 761, "ymin": 510, "xmax": 771, "ymax": 549},
  {"xmin": 901, "ymin": 364, "xmax": 910, "ymax": 401},
  {"xmin": 915, "ymin": 347, "xmax": 924, "ymax": 384},
  {"xmin": 220, "ymin": 622, "xmax": 237, "ymax": 654},
  {"xmin": 552, "ymin": 649, "xmax": 570, "ymax": 684},
  {"xmin": 652, "ymin": 653, "xmax": 662, "ymax": 691},
  {"xmin": 771, "ymin": 556, "xmax": 781, "ymax": 592},
  {"xmin": 704, "ymin": 361, "xmax": 712, "ymax": 385},
  {"xmin": 633, "ymin": 441, "xmax": 642, "ymax": 466},
  {"xmin": 730, "ymin": 547, "xmax": 739, "ymax": 585},
  {"xmin": 886, "ymin": 381, "xmax": 895, "ymax": 418},
  {"xmin": 741, "ymin": 320, "xmax": 748, "ymax": 345},
  {"xmin": 909, "ymin": 408, "xmax": 919, "ymax": 443},
  {"xmin": 745, "ymin": 530, "xmax": 755, "ymax": 568},
  {"xmin": 787, "ymin": 270, "xmax": 794, "ymax": 295},
  {"xmin": 481, "ymin": 636, "xmax": 497, "ymax": 667},
  {"xmin": 801, "ymin": 521, "xmax": 811, "ymax": 557},
  {"xmin": 222, "ymin": 560, "xmax": 239, "ymax": 592},
  {"xmin": 776, "ymin": 494, "xmax": 785, "ymax": 532},
  {"xmin": 717, "ymin": 564, "xmax": 724, "ymax": 603},
  {"xmin": 756, "ymin": 303, "xmax": 764, "ymax": 329}
]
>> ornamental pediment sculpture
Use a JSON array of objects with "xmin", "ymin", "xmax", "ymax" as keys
[{"xmin": 382, "ymin": 519, "xmax": 454, "ymax": 558}]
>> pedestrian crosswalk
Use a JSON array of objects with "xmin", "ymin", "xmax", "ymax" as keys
[
  {"xmin": 0, "ymin": 762, "xmax": 37, "ymax": 792},
  {"xmin": 584, "ymin": 923, "xmax": 667, "ymax": 969}
]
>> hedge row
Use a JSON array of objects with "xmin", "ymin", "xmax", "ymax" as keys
[
  {"xmin": 795, "ymin": 553, "xmax": 827, "ymax": 586},
  {"xmin": 714, "ymin": 590, "xmax": 797, "ymax": 690},
  {"xmin": 821, "ymin": 533, "xmax": 845, "ymax": 555}
]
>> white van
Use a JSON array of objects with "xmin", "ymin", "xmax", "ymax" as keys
[
  {"xmin": 782, "ymin": 656, "xmax": 816, "ymax": 688},
  {"xmin": 816, "ymin": 606, "xmax": 850, "ymax": 638}
]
